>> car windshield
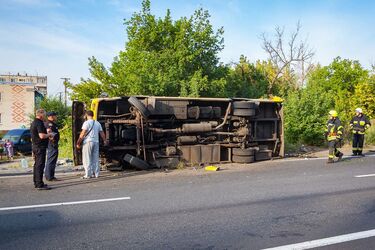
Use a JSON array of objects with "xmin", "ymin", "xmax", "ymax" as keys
[{"xmin": 2, "ymin": 135, "xmax": 20, "ymax": 143}]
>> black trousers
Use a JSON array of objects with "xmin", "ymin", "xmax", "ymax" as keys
[
  {"xmin": 33, "ymin": 147, "xmax": 47, "ymax": 188},
  {"xmin": 45, "ymin": 144, "xmax": 59, "ymax": 180},
  {"xmin": 352, "ymin": 133, "xmax": 365, "ymax": 155}
]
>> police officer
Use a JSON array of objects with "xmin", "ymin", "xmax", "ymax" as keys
[
  {"xmin": 45, "ymin": 111, "xmax": 60, "ymax": 181},
  {"xmin": 30, "ymin": 109, "xmax": 53, "ymax": 190},
  {"xmin": 350, "ymin": 108, "xmax": 371, "ymax": 156},
  {"xmin": 325, "ymin": 110, "xmax": 344, "ymax": 164}
]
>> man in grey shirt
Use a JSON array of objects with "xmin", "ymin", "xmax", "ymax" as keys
[{"xmin": 76, "ymin": 110, "xmax": 106, "ymax": 179}]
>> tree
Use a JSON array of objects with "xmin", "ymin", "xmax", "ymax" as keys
[
  {"xmin": 284, "ymin": 57, "xmax": 370, "ymax": 145},
  {"xmin": 38, "ymin": 96, "xmax": 70, "ymax": 128},
  {"xmin": 351, "ymin": 75, "xmax": 375, "ymax": 119},
  {"xmin": 225, "ymin": 56, "xmax": 269, "ymax": 98},
  {"xmin": 69, "ymin": 0, "xmax": 226, "ymax": 100},
  {"xmin": 261, "ymin": 21, "xmax": 314, "ymax": 93}
]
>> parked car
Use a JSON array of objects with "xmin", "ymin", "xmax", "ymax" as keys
[{"xmin": 2, "ymin": 129, "xmax": 32, "ymax": 155}]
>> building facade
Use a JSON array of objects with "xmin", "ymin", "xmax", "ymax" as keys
[{"xmin": 0, "ymin": 73, "xmax": 47, "ymax": 132}]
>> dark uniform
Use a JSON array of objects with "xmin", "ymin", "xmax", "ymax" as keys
[
  {"xmin": 350, "ymin": 114, "xmax": 371, "ymax": 155},
  {"xmin": 45, "ymin": 119, "xmax": 60, "ymax": 180},
  {"xmin": 30, "ymin": 118, "xmax": 49, "ymax": 188},
  {"xmin": 325, "ymin": 117, "xmax": 344, "ymax": 162}
]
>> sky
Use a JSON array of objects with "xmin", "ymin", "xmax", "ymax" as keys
[{"xmin": 1, "ymin": 0, "xmax": 375, "ymax": 96}]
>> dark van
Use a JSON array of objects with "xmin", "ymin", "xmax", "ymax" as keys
[{"xmin": 2, "ymin": 129, "xmax": 32, "ymax": 154}]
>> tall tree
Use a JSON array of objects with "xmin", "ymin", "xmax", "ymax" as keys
[
  {"xmin": 261, "ymin": 21, "xmax": 314, "ymax": 92},
  {"xmin": 225, "ymin": 56, "xmax": 269, "ymax": 98},
  {"xmin": 69, "ymin": 0, "xmax": 226, "ymax": 100}
]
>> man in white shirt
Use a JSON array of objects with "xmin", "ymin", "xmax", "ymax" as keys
[{"xmin": 76, "ymin": 110, "xmax": 106, "ymax": 178}]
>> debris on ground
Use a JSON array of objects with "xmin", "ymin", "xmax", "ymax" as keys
[{"xmin": 205, "ymin": 166, "xmax": 220, "ymax": 171}]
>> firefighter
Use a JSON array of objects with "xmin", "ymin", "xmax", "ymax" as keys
[
  {"xmin": 350, "ymin": 108, "xmax": 371, "ymax": 156},
  {"xmin": 325, "ymin": 110, "xmax": 344, "ymax": 164}
]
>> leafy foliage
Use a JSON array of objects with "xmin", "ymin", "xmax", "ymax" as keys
[
  {"xmin": 67, "ymin": 1, "xmax": 374, "ymax": 148},
  {"xmin": 70, "ymin": 0, "xmax": 226, "ymax": 99},
  {"xmin": 37, "ymin": 96, "xmax": 71, "ymax": 128},
  {"xmin": 37, "ymin": 96, "xmax": 73, "ymax": 158},
  {"xmin": 284, "ymin": 57, "xmax": 373, "ymax": 145}
]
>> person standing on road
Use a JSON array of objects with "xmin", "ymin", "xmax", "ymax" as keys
[
  {"xmin": 4, "ymin": 139, "xmax": 14, "ymax": 160},
  {"xmin": 76, "ymin": 110, "xmax": 106, "ymax": 179},
  {"xmin": 30, "ymin": 109, "xmax": 53, "ymax": 190},
  {"xmin": 325, "ymin": 110, "xmax": 344, "ymax": 164},
  {"xmin": 350, "ymin": 108, "xmax": 371, "ymax": 156},
  {"xmin": 45, "ymin": 111, "xmax": 60, "ymax": 181}
]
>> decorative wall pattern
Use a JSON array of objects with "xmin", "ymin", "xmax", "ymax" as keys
[{"xmin": 11, "ymin": 85, "xmax": 28, "ymax": 123}]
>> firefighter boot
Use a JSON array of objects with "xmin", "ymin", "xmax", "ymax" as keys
[
  {"xmin": 327, "ymin": 158, "xmax": 334, "ymax": 164},
  {"xmin": 337, "ymin": 152, "xmax": 344, "ymax": 161},
  {"xmin": 358, "ymin": 151, "xmax": 365, "ymax": 157}
]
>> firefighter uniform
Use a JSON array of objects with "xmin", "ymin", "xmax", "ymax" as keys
[
  {"xmin": 45, "ymin": 112, "xmax": 60, "ymax": 181},
  {"xmin": 350, "ymin": 109, "xmax": 371, "ymax": 156},
  {"xmin": 325, "ymin": 111, "xmax": 344, "ymax": 163}
]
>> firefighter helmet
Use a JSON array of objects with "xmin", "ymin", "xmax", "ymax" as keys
[
  {"xmin": 355, "ymin": 108, "xmax": 363, "ymax": 113},
  {"xmin": 329, "ymin": 110, "xmax": 338, "ymax": 117}
]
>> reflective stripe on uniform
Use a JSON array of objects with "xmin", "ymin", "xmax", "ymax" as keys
[{"xmin": 328, "ymin": 155, "xmax": 334, "ymax": 158}]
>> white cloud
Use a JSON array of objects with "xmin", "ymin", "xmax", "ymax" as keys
[{"xmin": 0, "ymin": 21, "xmax": 122, "ymax": 95}]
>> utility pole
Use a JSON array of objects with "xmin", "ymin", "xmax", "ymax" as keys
[{"xmin": 60, "ymin": 77, "xmax": 70, "ymax": 107}]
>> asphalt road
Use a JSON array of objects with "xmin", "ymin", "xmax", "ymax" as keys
[{"xmin": 0, "ymin": 155, "xmax": 374, "ymax": 250}]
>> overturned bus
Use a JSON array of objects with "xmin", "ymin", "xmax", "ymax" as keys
[{"xmin": 72, "ymin": 96, "xmax": 284, "ymax": 170}]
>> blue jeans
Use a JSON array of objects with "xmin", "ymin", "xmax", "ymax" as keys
[{"xmin": 45, "ymin": 144, "xmax": 58, "ymax": 180}]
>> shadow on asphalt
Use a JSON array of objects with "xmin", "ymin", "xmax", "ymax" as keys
[
  {"xmin": 49, "ymin": 170, "xmax": 156, "ymax": 189},
  {"xmin": 0, "ymin": 210, "xmax": 62, "ymax": 246}
]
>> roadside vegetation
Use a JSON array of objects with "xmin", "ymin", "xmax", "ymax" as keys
[
  {"xmin": 37, "ymin": 97, "xmax": 73, "ymax": 159},
  {"xmin": 65, "ymin": 0, "xmax": 374, "ymax": 151}
]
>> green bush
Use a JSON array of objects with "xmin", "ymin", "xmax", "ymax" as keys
[
  {"xmin": 58, "ymin": 118, "xmax": 73, "ymax": 159},
  {"xmin": 365, "ymin": 121, "xmax": 375, "ymax": 145}
]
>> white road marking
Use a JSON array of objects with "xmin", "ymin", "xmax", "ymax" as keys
[
  {"xmin": 355, "ymin": 174, "xmax": 375, "ymax": 178},
  {"xmin": 0, "ymin": 197, "xmax": 131, "ymax": 211},
  {"xmin": 262, "ymin": 229, "xmax": 375, "ymax": 250}
]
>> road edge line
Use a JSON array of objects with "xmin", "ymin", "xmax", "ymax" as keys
[
  {"xmin": 262, "ymin": 229, "xmax": 375, "ymax": 250},
  {"xmin": 0, "ymin": 197, "xmax": 131, "ymax": 211}
]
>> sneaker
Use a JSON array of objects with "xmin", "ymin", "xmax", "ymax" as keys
[{"xmin": 81, "ymin": 176, "xmax": 90, "ymax": 179}]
